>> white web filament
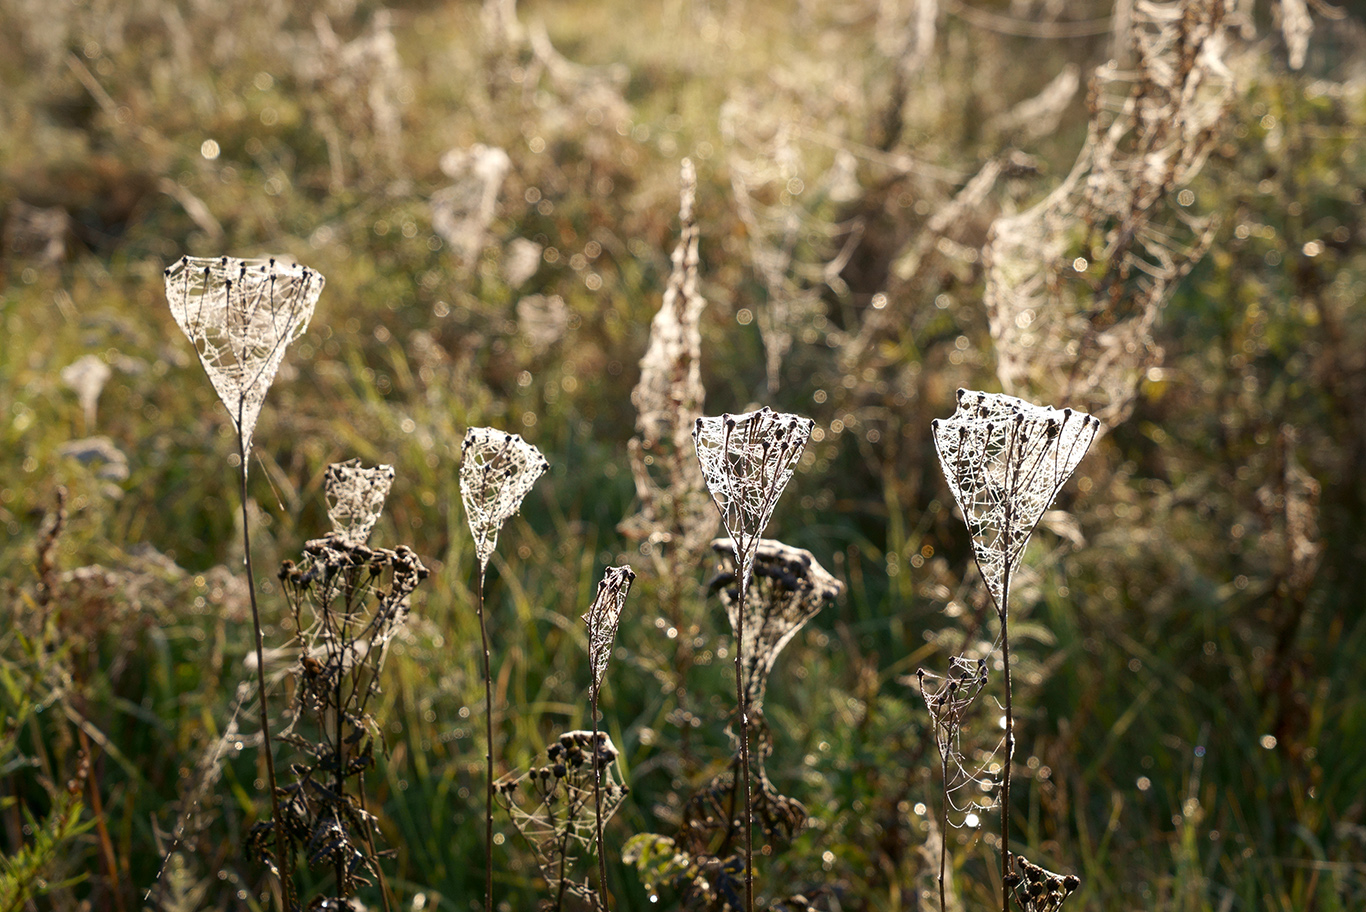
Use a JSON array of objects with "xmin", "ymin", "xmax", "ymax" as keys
[
  {"xmin": 583, "ymin": 566, "xmax": 636, "ymax": 702},
  {"xmin": 916, "ymin": 657, "xmax": 998, "ymax": 822},
  {"xmin": 494, "ymin": 731, "xmax": 627, "ymax": 900},
  {"xmin": 164, "ymin": 255, "xmax": 324, "ymax": 459},
  {"xmin": 932, "ymin": 390, "xmax": 1099, "ymax": 615},
  {"xmin": 325, "ymin": 459, "xmax": 395, "ymax": 546},
  {"xmin": 708, "ymin": 538, "xmax": 841, "ymax": 715},
  {"xmin": 693, "ymin": 408, "xmax": 813, "ymax": 587},
  {"xmin": 459, "ymin": 427, "xmax": 549, "ymax": 572}
]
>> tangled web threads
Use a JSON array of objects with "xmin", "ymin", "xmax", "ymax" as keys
[
  {"xmin": 932, "ymin": 390, "xmax": 1099, "ymax": 615},
  {"xmin": 707, "ymin": 538, "xmax": 841, "ymax": 716},
  {"xmin": 164, "ymin": 256, "xmax": 323, "ymax": 458},
  {"xmin": 324, "ymin": 459, "xmax": 395, "ymax": 546},
  {"xmin": 693, "ymin": 408, "xmax": 813, "ymax": 585},
  {"xmin": 984, "ymin": 0, "xmax": 1231, "ymax": 428},
  {"xmin": 1006, "ymin": 855, "xmax": 1081, "ymax": 912},
  {"xmin": 494, "ymin": 731, "xmax": 627, "ymax": 901},
  {"xmin": 916, "ymin": 657, "xmax": 997, "ymax": 821},
  {"xmin": 459, "ymin": 427, "xmax": 549, "ymax": 571}
]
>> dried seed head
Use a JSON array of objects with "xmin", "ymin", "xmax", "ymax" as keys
[
  {"xmin": 693, "ymin": 407, "xmax": 813, "ymax": 584},
  {"xmin": 932, "ymin": 390, "xmax": 1098, "ymax": 614},
  {"xmin": 582, "ymin": 565, "xmax": 636, "ymax": 701},
  {"xmin": 164, "ymin": 256, "xmax": 323, "ymax": 460},
  {"xmin": 459, "ymin": 427, "xmax": 548, "ymax": 571},
  {"xmin": 325, "ymin": 459, "xmax": 395, "ymax": 545}
]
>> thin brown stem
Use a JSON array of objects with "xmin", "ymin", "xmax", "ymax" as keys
[
  {"xmin": 592, "ymin": 694, "xmax": 610, "ymax": 909},
  {"xmin": 999, "ymin": 561, "xmax": 1014, "ymax": 912},
  {"xmin": 939, "ymin": 751, "xmax": 949, "ymax": 912},
  {"xmin": 736, "ymin": 560, "xmax": 755, "ymax": 912},
  {"xmin": 239, "ymin": 430, "xmax": 291, "ymax": 910},
  {"xmin": 476, "ymin": 567, "xmax": 494, "ymax": 912}
]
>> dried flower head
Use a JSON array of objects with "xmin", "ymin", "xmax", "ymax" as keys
[
  {"xmin": 708, "ymin": 538, "xmax": 841, "ymax": 715},
  {"xmin": 915, "ymin": 656, "xmax": 998, "ymax": 820},
  {"xmin": 459, "ymin": 427, "xmax": 549, "ymax": 571},
  {"xmin": 1008, "ymin": 855, "xmax": 1081, "ymax": 912},
  {"xmin": 693, "ymin": 408, "xmax": 813, "ymax": 586},
  {"xmin": 583, "ymin": 566, "xmax": 636, "ymax": 701},
  {"xmin": 932, "ymin": 390, "xmax": 1099, "ymax": 614},
  {"xmin": 494, "ymin": 731, "xmax": 628, "ymax": 902},
  {"xmin": 164, "ymin": 255, "xmax": 323, "ymax": 458},
  {"xmin": 325, "ymin": 459, "xmax": 395, "ymax": 546}
]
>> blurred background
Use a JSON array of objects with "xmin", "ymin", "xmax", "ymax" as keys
[{"xmin": 2, "ymin": 0, "xmax": 1365, "ymax": 909}]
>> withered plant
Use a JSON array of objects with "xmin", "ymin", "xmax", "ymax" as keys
[
  {"xmin": 257, "ymin": 461, "xmax": 427, "ymax": 908},
  {"xmin": 165, "ymin": 254, "xmax": 324, "ymax": 908},
  {"xmin": 915, "ymin": 657, "xmax": 992, "ymax": 912},
  {"xmin": 932, "ymin": 390, "xmax": 1097, "ymax": 912},
  {"xmin": 693, "ymin": 409, "xmax": 812, "ymax": 912},
  {"xmin": 494, "ymin": 731, "xmax": 628, "ymax": 911},
  {"xmin": 582, "ymin": 566, "xmax": 636, "ymax": 906},
  {"xmin": 460, "ymin": 427, "xmax": 549, "ymax": 912}
]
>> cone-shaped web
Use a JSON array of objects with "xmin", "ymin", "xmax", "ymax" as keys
[
  {"xmin": 693, "ymin": 407, "xmax": 813, "ymax": 585},
  {"xmin": 582, "ymin": 566, "xmax": 635, "ymax": 702},
  {"xmin": 325, "ymin": 459, "xmax": 395, "ymax": 545},
  {"xmin": 459, "ymin": 427, "xmax": 549, "ymax": 572},
  {"xmin": 931, "ymin": 389, "xmax": 1099, "ymax": 614},
  {"xmin": 164, "ymin": 256, "xmax": 323, "ymax": 460},
  {"xmin": 708, "ymin": 538, "xmax": 841, "ymax": 715}
]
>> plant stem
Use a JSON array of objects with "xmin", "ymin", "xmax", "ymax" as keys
[
  {"xmin": 999, "ymin": 562, "xmax": 1013, "ymax": 912},
  {"xmin": 591, "ymin": 693, "xmax": 610, "ymax": 910},
  {"xmin": 735, "ymin": 561, "xmax": 754, "ymax": 912},
  {"xmin": 939, "ymin": 751, "xmax": 949, "ymax": 912},
  {"xmin": 238, "ymin": 430, "xmax": 291, "ymax": 910},
  {"xmin": 476, "ymin": 566, "xmax": 494, "ymax": 912}
]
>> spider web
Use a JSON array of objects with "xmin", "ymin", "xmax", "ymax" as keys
[
  {"xmin": 693, "ymin": 408, "xmax": 813, "ymax": 587},
  {"xmin": 325, "ymin": 459, "xmax": 395, "ymax": 546},
  {"xmin": 916, "ymin": 657, "xmax": 1000, "ymax": 822},
  {"xmin": 984, "ymin": 0, "xmax": 1231, "ymax": 429},
  {"xmin": 1009, "ymin": 855, "xmax": 1081, "ymax": 912},
  {"xmin": 707, "ymin": 538, "xmax": 841, "ymax": 716},
  {"xmin": 932, "ymin": 390, "xmax": 1099, "ymax": 615},
  {"xmin": 459, "ymin": 427, "xmax": 548, "ymax": 572},
  {"xmin": 583, "ymin": 566, "xmax": 636, "ymax": 700},
  {"xmin": 164, "ymin": 256, "xmax": 323, "ymax": 460},
  {"xmin": 494, "ymin": 731, "xmax": 627, "ymax": 901}
]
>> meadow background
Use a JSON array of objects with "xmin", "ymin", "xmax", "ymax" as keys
[{"xmin": 2, "ymin": 0, "xmax": 1365, "ymax": 909}]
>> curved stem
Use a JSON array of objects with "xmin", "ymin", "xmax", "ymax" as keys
[
  {"xmin": 476, "ymin": 567, "xmax": 494, "ymax": 912},
  {"xmin": 239, "ymin": 432, "xmax": 291, "ymax": 910}
]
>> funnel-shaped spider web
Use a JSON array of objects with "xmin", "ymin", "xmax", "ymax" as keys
[
  {"xmin": 707, "ymin": 538, "xmax": 841, "ymax": 717},
  {"xmin": 164, "ymin": 256, "xmax": 323, "ymax": 459},
  {"xmin": 494, "ymin": 731, "xmax": 627, "ymax": 901},
  {"xmin": 459, "ymin": 427, "xmax": 549, "ymax": 571},
  {"xmin": 932, "ymin": 390, "xmax": 1099, "ymax": 615},
  {"xmin": 1008, "ymin": 855, "xmax": 1081, "ymax": 912},
  {"xmin": 693, "ymin": 408, "xmax": 813, "ymax": 586},
  {"xmin": 583, "ymin": 566, "xmax": 636, "ymax": 701},
  {"xmin": 325, "ymin": 459, "xmax": 395, "ymax": 546}
]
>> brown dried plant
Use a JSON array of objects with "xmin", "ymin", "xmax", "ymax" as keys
[
  {"xmin": 165, "ymin": 254, "xmax": 324, "ymax": 909},
  {"xmin": 494, "ymin": 731, "xmax": 629, "ymax": 912},
  {"xmin": 691, "ymin": 413, "xmax": 813, "ymax": 912},
  {"xmin": 931, "ymin": 390, "xmax": 1097, "ymax": 912},
  {"xmin": 459, "ymin": 427, "xmax": 549, "ymax": 912}
]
